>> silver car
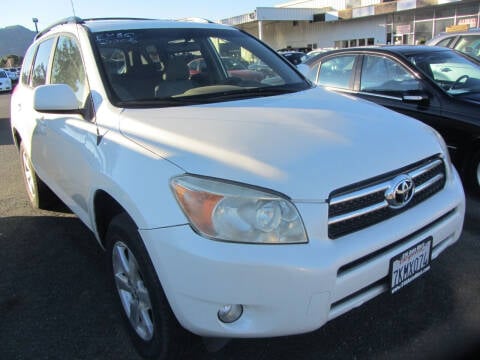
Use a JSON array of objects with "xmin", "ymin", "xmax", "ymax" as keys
[{"xmin": 426, "ymin": 29, "xmax": 480, "ymax": 60}]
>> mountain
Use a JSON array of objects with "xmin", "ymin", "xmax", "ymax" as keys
[{"xmin": 0, "ymin": 25, "xmax": 36, "ymax": 58}]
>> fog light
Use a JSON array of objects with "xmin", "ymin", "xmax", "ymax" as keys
[{"xmin": 217, "ymin": 304, "xmax": 243, "ymax": 323}]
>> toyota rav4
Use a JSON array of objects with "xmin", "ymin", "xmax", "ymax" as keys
[{"xmin": 11, "ymin": 17, "xmax": 465, "ymax": 359}]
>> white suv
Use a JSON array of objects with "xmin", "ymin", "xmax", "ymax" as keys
[{"xmin": 11, "ymin": 17, "xmax": 465, "ymax": 359}]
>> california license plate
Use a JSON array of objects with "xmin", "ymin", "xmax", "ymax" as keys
[{"xmin": 389, "ymin": 237, "xmax": 432, "ymax": 294}]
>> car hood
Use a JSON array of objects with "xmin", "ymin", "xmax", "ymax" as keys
[{"xmin": 119, "ymin": 87, "xmax": 443, "ymax": 200}]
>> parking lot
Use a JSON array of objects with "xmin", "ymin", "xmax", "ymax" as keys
[{"xmin": 0, "ymin": 91, "xmax": 479, "ymax": 359}]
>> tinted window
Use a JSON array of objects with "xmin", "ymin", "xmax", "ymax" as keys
[
  {"xmin": 360, "ymin": 55, "xmax": 420, "ymax": 94},
  {"xmin": 436, "ymin": 37, "xmax": 454, "ymax": 48},
  {"xmin": 51, "ymin": 36, "xmax": 89, "ymax": 106},
  {"xmin": 31, "ymin": 38, "xmax": 55, "ymax": 88},
  {"xmin": 318, "ymin": 55, "xmax": 355, "ymax": 89},
  {"xmin": 454, "ymin": 35, "xmax": 480, "ymax": 60}
]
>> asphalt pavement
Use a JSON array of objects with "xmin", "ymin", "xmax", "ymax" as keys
[{"xmin": 0, "ymin": 92, "xmax": 479, "ymax": 359}]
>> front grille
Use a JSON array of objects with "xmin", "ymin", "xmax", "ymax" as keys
[{"xmin": 328, "ymin": 156, "xmax": 446, "ymax": 239}]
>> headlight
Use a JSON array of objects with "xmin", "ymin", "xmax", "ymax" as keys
[
  {"xmin": 170, "ymin": 175, "xmax": 308, "ymax": 244},
  {"xmin": 431, "ymin": 128, "xmax": 452, "ymax": 173}
]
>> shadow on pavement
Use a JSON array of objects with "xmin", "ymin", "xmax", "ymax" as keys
[
  {"xmin": 1, "ymin": 213, "xmax": 473, "ymax": 360},
  {"xmin": 0, "ymin": 117, "xmax": 14, "ymax": 146}
]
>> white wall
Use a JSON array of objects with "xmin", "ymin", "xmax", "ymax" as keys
[
  {"xmin": 277, "ymin": 0, "xmax": 382, "ymax": 10},
  {"xmin": 241, "ymin": 16, "xmax": 388, "ymax": 50},
  {"xmin": 278, "ymin": 0, "xmax": 347, "ymax": 9}
]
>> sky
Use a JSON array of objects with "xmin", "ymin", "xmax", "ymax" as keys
[{"xmin": 1, "ymin": 0, "xmax": 283, "ymax": 31}]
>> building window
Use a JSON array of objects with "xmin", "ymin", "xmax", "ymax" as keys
[
  {"xmin": 367, "ymin": 38, "xmax": 374, "ymax": 46},
  {"xmin": 434, "ymin": 18, "xmax": 455, "ymax": 36},
  {"xmin": 415, "ymin": 20, "xmax": 433, "ymax": 45},
  {"xmin": 435, "ymin": 6, "xmax": 455, "ymax": 18}
]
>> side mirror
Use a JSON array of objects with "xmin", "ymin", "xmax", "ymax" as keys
[{"xmin": 34, "ymin": 84, "xmax": 80, "ymax": 113}]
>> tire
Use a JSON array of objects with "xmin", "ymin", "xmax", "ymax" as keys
[
  {"xmin": 467, "ymin": 150, "xmax": 480, "ymax": 196},
  {"xmin": 106, "ymin": 213, "xmax": 191, "ymax": 359},
  {"xmin": 19, "ymin": 142, "xmax": 57, "ymax": 209}
]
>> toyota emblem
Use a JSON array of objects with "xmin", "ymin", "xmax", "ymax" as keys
[{"xmin": 385, "ymin": 175, "xmax": 415, "ymax": 209}]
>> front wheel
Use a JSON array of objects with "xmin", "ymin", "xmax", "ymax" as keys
[
  {"xmin": 19, "ymin": 142, "xmax": 56, "ymax": 209},
  {"xmin": 106, "ymin": 213, "xmax": 191, "ymax": 359}
]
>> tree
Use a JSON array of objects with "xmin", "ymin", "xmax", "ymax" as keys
[{"xmin": 0, "ymin": 54, "xmax": 23, "ymax": 67}]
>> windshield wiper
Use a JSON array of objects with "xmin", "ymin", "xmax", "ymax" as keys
[
  {"xmin": 116, "ymin": 97, "xmax": 203, "ymax": 108},
  {"xmin": 116, "ymin": 86, "xmax": 301, "ymax": 107},
  {"xmin": 182, "ymin": 86, "xmax": 300, "ymax": 102}
]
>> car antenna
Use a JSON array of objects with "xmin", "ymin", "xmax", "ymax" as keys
[{"xmin": 70, "ymin": 0, "xmax": 77, "ymax": 17}]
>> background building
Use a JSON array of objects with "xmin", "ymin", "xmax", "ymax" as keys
[{"xmin": 220, "ymin": 0, "xmax": 480, "ymax": 51}]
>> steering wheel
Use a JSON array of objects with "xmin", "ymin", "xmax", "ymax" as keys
[{"xmin": 449, "ymin": 75, "xmax": 469, "ymax": 90}]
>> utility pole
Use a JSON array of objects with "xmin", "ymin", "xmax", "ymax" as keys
[{"xmin": 32, "ymin": 18, "xmax": 38, "ymax": 33}]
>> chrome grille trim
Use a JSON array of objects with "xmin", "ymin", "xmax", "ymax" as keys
[
  {"xmin": 328, "ymin": 156, "xmax": 446, "ymax": 238},
  {"xmin": 328, "ymin": 201, "xmax": 388, "ymax": 225},
  {"xmin": 409, "ymin": 159, "xmax": 442, "ymax": 178},
  {"xmin": 414, "ymin": 173, "xmax": 444, "ymax": 194},
  {"xmin": 329, "ymin": 182, "xmax": 389, "ymax": 206}
]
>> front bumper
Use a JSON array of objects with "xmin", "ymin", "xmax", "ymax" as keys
[
  {"xmin": 140, "ymin": 169, "xmax": 465, "ymax": 338},
  {"xmin": 0, "ymin": 85, "xmax": 12, "ymax": 92}
]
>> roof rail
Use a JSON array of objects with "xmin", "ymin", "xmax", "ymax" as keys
[
  {"xmin": 35, "ymin": 16, "xmax": 83, "ymax": 40},
  {"xmin": 177, "ymin": 17, "xmax": 215, "ymax": 24},
  {"xmin": 81, "ymin": 17, "xmax": 155, "ymax": 22}
]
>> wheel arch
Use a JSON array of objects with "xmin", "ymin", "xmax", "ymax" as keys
[
  {"xmin": 93, "ymin": 190, "xmax": 134, "ymax": 248},
  {"xmin": 12, "ymin": 127, "xmax": 21, "ymax": 151}
]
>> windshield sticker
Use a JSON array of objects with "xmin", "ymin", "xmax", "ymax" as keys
[{"xmin": 96, "ymin": 32, "xmax": 137, "ymax": 46}]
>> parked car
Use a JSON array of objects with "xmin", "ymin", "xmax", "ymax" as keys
[
  {"xmin": 7, "ymin": 67, "xmax": 21, "ymax": 79},
  {"xmin": 1, "ymin": 68, "xmax": 18, "ymax": 82},
  {"xmin": 302, "ymin": 48, "xmax": 336, "ymax": 62},
  {"xmin": 426, "ymin": 28, "xmax": 480, "ymax": 60},
  {"xmin": 0, "ymin": 70, "xmax": 12, "ymax": 92},
  {"xmin": 299, "ymin": 46, "xmax": 480, "ymax": 194},
  {"xmin": 278, "ymin": 51, "xmax": 306, "ymax": 65},
  {"xmin": 11, "ymin": 18, "xmax": 465, "ymax": 360},
  {"xmin": 187, "ymin": 56, "xmax": 264, "ymax": 82}
]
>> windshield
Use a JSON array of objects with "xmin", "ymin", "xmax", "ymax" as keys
[
  {"xmin": 93, "ymin": 27, "xmax": 309, "ymax": 106},
  {"xmin": 408, "ymin": 50, "xmax": 480, "ymax": 96}
]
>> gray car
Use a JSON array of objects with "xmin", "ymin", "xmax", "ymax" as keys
[{"xmin": 426, "ymin": 29, "xmax": 480, "ymax": 61}]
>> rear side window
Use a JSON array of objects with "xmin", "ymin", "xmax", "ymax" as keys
[
  {"xmin": 31, "ymin": 38, "xmax": 55, "ymax": 87},
  {"xmin": 21, "ymin": 45, "xmax": 36, "ymax": 86},
  {"xmin": 51, "ymin": 36, "xmax": 89, "ymax": 106},
  {"xmin": 436, "ymin": 37, "xmax": 454, "ymax": 48},
  {"xmin": 318, "ymin": 55, "xmax": 355, "ymax": 89}
]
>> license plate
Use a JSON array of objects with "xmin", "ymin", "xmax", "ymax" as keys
[{"xmin": 389, "ymin": 237, "xmax": 432, "ymax": 294}]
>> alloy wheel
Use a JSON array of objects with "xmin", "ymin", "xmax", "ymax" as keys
[
  {"xmin": 22, "ymin": 151, "xmax": 35, "ymax": 198},
  {"xmin": 112, "ymin": 241, "xmax": 154, "ymax": 341}
]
